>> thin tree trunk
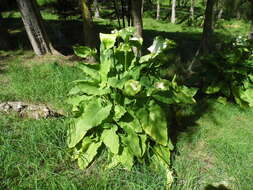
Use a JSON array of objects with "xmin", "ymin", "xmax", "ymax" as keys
[
  {"xmin": 120, "ymin": 0, "xmax": 126, "ymax": 28},
  {"xmin": 156, "ymin": 0, "xmax": 160, "ymax": 20},
  {"xmin": 200, "ymin": 0, "xmax": 216, "ymax": 54},
  {"xmin": 80, "ymin": 0, "xmax": 95, "ymax": 47},
  {"xmin": 130, "ymin": 0, "xmax": 143, "ymax": 38},
  {"xmin": 171, "ymin": 0, "xmax": 176, "ymax": 24},
  {"xmin": 16, "ymin": 0, "xmax": 56, "ymax": 56},
  {"xmin": 217, "ymin": 8, "xmax": 223, "ymax": 19},
  {"xmin": 190, "ymin": 0, "xmax": 195, "ymax": 20},
  {"xmin": 93, "ymin": 0, "xmax": 100, "ymax": 18},
  {"xmin": 141, "ymin": 0, "xmax": 144, "ymax": 16},
  {"xmin": 114, "ymin": 0, "xmax": 121, "ymax": 28},
  {"xmin": 249, "ymin": 2, "xmax": 253, "ymax": 42}
]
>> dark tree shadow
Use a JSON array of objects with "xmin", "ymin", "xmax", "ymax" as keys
[{"xmin": 205, "ymin": 185, "xmax": 231, "ymax": 190}]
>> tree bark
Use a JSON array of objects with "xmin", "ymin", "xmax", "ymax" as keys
[
  {"xmin": 171, "ymin": 0, "xmax": 176, "ymax": 24},
  {"xmin": 130, "ymin": 0, "xmax": 143, "ymax": 38},
  {"xmin": 16, "ymin": 0, "xmax": 55, "ymax": 56},
  {"xmin": 80, "ymin": 0, "xmax": 95, "ymax": 47},
  {"xmin": 190, "ymin": 0, "xmax": 195, "ymax": 20},
  {"xmin": 249, "ymin": 1, "xmax": 253, "ymax": 42},
  {"xmin": 93, "ymin": 0, "xmax": 100, "ymax": 18},
  {"xmin": 156, "ymin": 0, "xmax": 160, "ymax": 20},
  {"xmin": 200, "ymin": 0, "xmax": 216, "ymax": 54}
]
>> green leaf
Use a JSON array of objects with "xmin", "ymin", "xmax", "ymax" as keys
[
  {"xmin": 121, "ymin": 124, "xmax": 142, "ymax": 157},
  {"xmin": 77, "ymin": 63, "xmax": 101, "ymax": 81},
  {"xmin": 123, "ymin": 80, "xmax": 142, "ymax": 96},
  {"xmin": 107, "ymin": 147, "xmax": 134, "ymax": 170},
  {"xmin": 239, "ymin": 88, "xmax": 253, "ymax": 107},
  {"xmin": 203, "ymin": 82, "xmax": 222, "ymax": 94},
  {"xmin": 100, "ymin": 49, "xmax": 114, "ymax": 85},
  {"xmin": 73, "ymin": 46, "xmax": 97, "ymax": 58},
  {"xmin": 153, "ymin": 144, "xmax": 173, "ymax": 166},
  {"xmin": 136, "ymin": 101, "xmax": 168, "ymax": 146},
  {"xmin": 101, "ymin": 125, "xmax": 119, "ymax": 154},
  {"xmin": 113, "ymin": 104, "xmax": 127, "ymax": 121},
  {"xmin": 172, "ymin": 85, "xmax": 197, "ymax": 104},
  {"xmin": 68, "ymin": 81, "xmax": 110, "ymax": 96},
  {"xmin": 67, "ymin": 98, "xmax": 112, "ymax": 148},
  {"xmin": 117, "ymin": 27, "xmax": 135, "ymax": 41},
  {"xmin": 139, "ymin": 134, "xmax": 147, "ymax": 156},
  {"xmin": 100, "ymin": 33, "xmax": 117, "ymax": 50},
  {"xmin": 78, "ymin": 141, "xmax": 102, "ymax": 169}
]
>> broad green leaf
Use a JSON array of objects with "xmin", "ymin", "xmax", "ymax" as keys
[
  {"xmin": 78, "ymin": 141, "xmax": 102, "ymax": 169},
  {"xmin": 68, "ymin": 98, "xmax": 112, "ymax": 148},
  {"xmin": 100, "ymin": 49, "xmax": 114, "ymax": 85},
  {"xmin": 136, "ymin": 102, "xmax": 168, "ymax": 146},
  {"xmin": 124, "ymin": 80, "xmax": 142, "ymax": 96},
  {"xmin": 121, "ymin": 125, "xmax": 142, "ymax": 157},
  {"xmin": 203, "ymin": 82, "xmax": 222, "ymax": 94},
  {"xmin": 152, "ymin": 92, "xmax": 175, "ymax": 104},
  {"xmin": 139, "ymin": 53, "xmax": 156, "ymax": 63},
  {"xmin": 119, "ymin": 147, "xmax": 134, "ymax": 170},
  {"xmin": 66, "ymin": 95, "xmax": 90, "ymax": 107},
  {"xmin": 116, "ymin": 27, "xmax": 135, "ymax": 41},
  {"xmin": 172, "ymin": 85, "xmax": 197, "ymax": 104},
  {"xmin": 153, "ymin": 144, "xmax": 172, "ymax": 166},
  {"xmin": 249, "ymin": 75, "xmax": 253, "ymax": 82},
  {"xmin": 240, "ymin": 88, "xmax": 253, "ymax": 107},
  {"xmin": 77, "ymin": 63, "xmax": 101, "ymax": 81},
  {"xmin": 113, "ymin": 104, "xmax": 127, "ymax": 121},
  {"xmin": 73, "ymin": 46, "xmax": 97, "ymax": 58},
  {"xmin": 119, "ymin": 111, "xmax": 142, "ymax": 133},
  {"xmin": 68, "ymin": 81, "xmax": 110, "ymax": 96},
  {"xmin": 100, "ymin": 33, "xmax": 117, "ymax": 50},
  {"xmin": 107, "ymin": 147, "xmax": 134, "ymax": 170},
  {"xmin": 101, "ymin": 125, "xmax": 119, "ymax": 154},
  {"xmin": 139, "ymin": 134, "xmax": 147, "ymax": 156}
]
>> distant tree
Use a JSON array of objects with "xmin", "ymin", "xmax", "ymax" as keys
[
  {"xmin": 156, "ymin": 0, "xmax": 160, "ymax": 20},
  {"xmin": 200, "ymin": 0, "xmax": 216, "ymax": 53},
  {"xmin": 190, "ymin": 0, "xmax": 195, "ymax": 20},
  {"xmin": 16, "ymin": 0, "xmax": 57, "ymax": 56},
  {"xmin": 131, "ymin": 0, "xmax": 143, "ymax": 38},
  {"xmin": 80, "ymin": 0, "xmax": 95, "ymax": 47},
  {"xmin": 248, "ymin": 0, "xmax": 253, "ymax": 42},
  {"xmin": 171, "ymin": 0, "xmax": 176, "ymax": 23},
  {"xmin": 93, "ymin": 0, "xmax": 100, "ymax": 18}
]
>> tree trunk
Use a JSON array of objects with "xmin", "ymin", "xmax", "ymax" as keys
[
  {"xmin": 93, "ymin": 0, "xmax": 100, "ymax": 18},
  {"xmin": 156, "ymin": 0, "xmax": 160, "ymax": 20},
  {"xmin": 190, "ymin": 0, "xmax": 195, "ymax": 20},
  {"xmin": 141, "ymin": 0, "xmax": 144, "ymax": 16},
  {"xmin": 130, "ymin": 0, "xmax": 143, "ymax": 38},
  {"xmin": 16, "ymin": 0, "xmax": 55, "ymax": 56},
  {"xmin": 80, "ymin": 0, "xmax": 95, "ymax": 47},
  {"xmin": 217, "ymin": 8, "xmax": 223, "ymax": 19},
  {"xmin": 200, "ymin": 0, "xmax": 216, "ymax": 54},
  {"xmin": 249, "ymin": 2, "xmax": 253, "ymax": 42},
  {"xmin": 171, "ymin": 0, "xmax": 176, "ymax": 24}
]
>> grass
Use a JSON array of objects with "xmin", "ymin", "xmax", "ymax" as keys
[
  {"xmin": 171, "ymin": 101, "xmax": 253, "ymax": 190},
  {"xmin": 0, "ymin": 53, "xmax": 83, "ymax": 111}
]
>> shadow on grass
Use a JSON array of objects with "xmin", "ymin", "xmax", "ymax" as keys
[
  {"xmin": 1, "ymin": 17, "xmax": 114, "ymax": 55},
  {"xmin": 205, "ymin": 184, "xmax": 231, "ymax": 190}
]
